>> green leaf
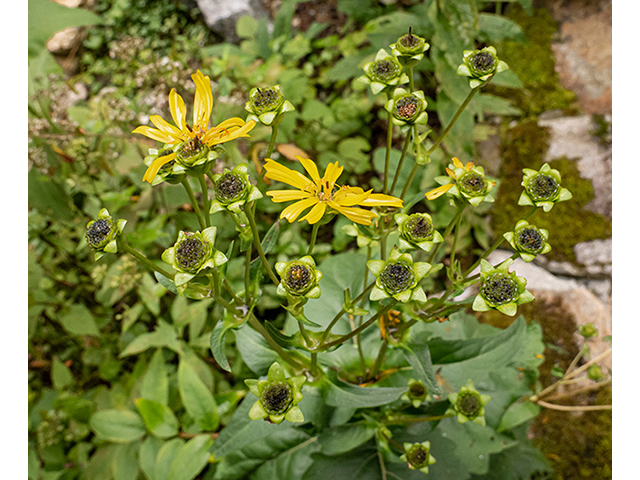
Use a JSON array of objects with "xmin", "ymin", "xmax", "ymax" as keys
[
  {"xmin": 28, "ymin": 447, "xmax": 40, "ymax": 480},
  {"xmin": 57, "ymin": 304, "xmax": 100, "ymax": 337},
  {"xmin": 178, "ymin": 359, "xmax": 219, "ymax": 432},
  {"xmin": 155, "ymin": 272, "xmax": 179, "ymax": 295},
  {"xmin": 51, "ymin": 357, "xmax": 74, "ymax": 390},
  {"xmin": 497, "ymin": 399, "xmax": 541, "ymax": 432},
  {"xmin": 478, "ymin": 13, "xmax": 527, "ymax": 42},
  {"xmin": 119, "ymin": 321, "xmax": 181, "ymax": 358},
  {"xmin": 89, "ymin": 410, "xmax": 146, "ymax": 443},
  {"xmin": 324, "ymin": 377, "xmax": 406, "ymax": 408},
  {"xmin": 135, "ymin": 398, "xmax": 179, "ymax": 439},
  {"xmin": 235, "ymin": 325, "xmax": 278, "ymax": 375},
  {"xmin": 141, "ymin": 349, "xmax": 169, "ymax": 405},
  {"xmin": 112, "ymin": 443, "xmax": 140, "ymax": 480},
  {"xmin": 139, "ymin": 436, "xmax": 163, "ymax": 480},
  {"xmin": 400, "ymin": 342, "xmax": 444, "ymax": 397},
  {"xmin": 337, "ymin": 137, "xmax": 371, "ymax": 175},
  {"xmin": 316, "ymin": 423, "xmax": 376, "ymax": 456},
  {"xmin": 261, "ymin": 219, "xmax": 281, "ymax": 256},
  {"xmin": 167, "ymin": 435, "xmax": 214, "ymax": 480},
  {"xmin": 154, "ymin": 438, "xmax": 185, "ymax": 480},
  {"xmin": 251, "ymin": 434, "xmax": 320, "ymax": 480}
]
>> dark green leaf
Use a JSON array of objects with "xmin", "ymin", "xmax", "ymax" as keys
[
  {"xmin": 478, "ymin": 13, "xmax": 527, "ymax": 42},
  {"xmin": 57, "ymin": 304, "xmax": 101, "ymax": 337},
  {"xmin": 317, "ymin": 424, "xmax": 376, "ymax": 456},
  {"xmin": 401, "ymin": 342, "xmax": 444, "ymax": 397},
  {"xmin": 324, "ymin": 378, "xmax": 406, "ymax": 408},
  {"xmin": 154, "ymin": 438, "xmax": 185, "ymax": 480},
  {"xmin": 155, "ymin": 272, "xmax": 179, "ymax": 295},
  {"xmin": 235, "ymin": 325, "xmax": 278, "ymax": 375},
  {"xmin": 497, "ymin": 399, "xmax": 540, "ymax": 432}
]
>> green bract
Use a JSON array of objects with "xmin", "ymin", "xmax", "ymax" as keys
[
  {"xmin": 85, "ymin": 208, "xmax": 127, "ymax": 260},
  {"xmin": 400, "ymin": 441, "xmax": 436, "ymax": 474},
  {"xmin": 244, "ymin": 362, "xmax": 305, "ymax": 424},
  {"xmin": 457, "ymin": 46, "xmax": 508, "ymax": 88},
  {"xmin": 472, "ymin": 259, "xmax": 534, "ymax": 316},
  {"xmin": 390, "ymin": 29, "xmax": 430, "ymax": 66},
  {"xmin": 503, "ymin": 220, "xmax": 552, "ymax": 262},
  {"xmin": 446, "ymin": 379, "xmax": 492, "ymax": 426},
  {"xmin": 518, "ymin": 163, "xmax": 573, "ymax": 212},
  {"xmin": 367, "ymin": 248, "xmax": 430, "ymax": 303},
  {"xmin": 209, "ymin": 164, "xmax": 262, "ymax": 214},
  {"xmin": 341, "ymin": 223, "xmax": 380, "ymax": 249},
  {"xmin": 384, "ymin": 88, "xmax": 428, "ymax": 132},
  {"xmin": 275, "ymin": 255, "xmax": 322, "ymax": 299},
  {"xmin": 395, "ymin": 212, "xmax": 443, "ymax": 252},
  {"xmin": 245, "ymin": 85, "xmax": 295, "ymax": 126},
  {"xmin": 401, "ymin": 379, "xmax": 432, "ymax": 408},
  {"xmin": 434, "ymin": 159, "xmax": 496, "ymax": 207},
  {"xmin": 161, "ymin": 227, "xmax": 227, "ymax": 287},
  {"xmin": 359, "ymin": 49, "xmax": 409, "ymax": 95}
]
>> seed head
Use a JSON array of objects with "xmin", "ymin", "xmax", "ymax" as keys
[
  {"xmin": 250, "ymin": 87, "xmax": 285, "ymax": 115},
  {"xmin": 480, "ymin": 273, "xmax": 519, "ymax": 305},
  {"xmin": 370, "ymin": 59, "xmax": 401, "ymax": 83},
  {"xmin": 458, "ymin": 171, "xmax": 489, "ymax": 196},
  {"xmin": 175, "ymin": 236, "xmax": 209, "ymax": 273},
  {"xmin": 284, "ymin": 263, "xmax": 314, "ymax": 295},
  {"xmin": 526, "ymin": 173, "xmax": 560, "ymax": 201},
  {"xmin": 405, "ymin": 214, "xmax": 434, "ymax": 241},
  {"xmin": 86, "ymin": 218, "xmax": 113, "ymax": 248},
  {"xmin": 406, "ymin": 444, "xmax": 430, "ymax": 468},
  {"xmin": 470, "ymin": 51, "xmax": 496, "ymax": 75},
  {"xmin": 214, "ymin": 172, "xmax": 248, "ymax": 203},
  {"xmin": 457, "ymin": 392, "xmax": 481, "ymax": 418},
  {"xmin": 380, "ymin": 261, "xmax": 415, "ymax": 295},
  {"xmin": 393, "ymin": 95, "xmax": 420, "ymax": 121},
  {"xmin": 515, "ymin": 226, "xmax": 544, "ymax": 253},
  {"xmin": 260, "ymin": 382, "xmax": 293, "ymax": 415}
]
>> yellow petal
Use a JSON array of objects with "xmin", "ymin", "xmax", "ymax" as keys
[
  {"xmin": 425, "ymin": 183, "xmax": 454, "ymax": 200},
  {"xmin": 142, "ymin": 151, "xmax": 176, "ymax": 183},
  {"xmin": 204, "ymin": 120, "xmax": 256, "ymax": 146},
  {"xmin": 335, "ymin": 189, "xmax": 372, "ymax": 207},
  {"xmin": 452, "ymin": 157, "xmax": 464, "ymax": 168},
  {"xmin": 280, "ymin": 198, "xmax": 318, "ymax": 223},
  {"xmin": 263, "ymin": 159, "xmax": 313, "ymax": 190},
  {"xmin": 192, "ymin": 70, "xmax": 213, "ymax": 130},
  {"xmin": 446, "ymin": 167, "xmax": 456, "ymax": 179},
  {"xmin": 329, "ymin": 202, "xmax": 377, "ymax": 225},
  {"xmin": 266, "ymin": 190, "xmax": 313, "ymax": 202},
  {"xmin": 360, "ymin": 193, "xmax": 403, "ymax": 208},
  {"xmin": 149, "ymin": 115, "xmax": 184, "ymax": 138},
  {"xmin": 465, "ymin": 161, "xmax": 474, "ymax": 172},
  {"xmin": 323, "ymin": 162, "xmax": 344, "ymax": 188},
  {"xmin": 132, "ymin": 125, "xmax": 179, "ymax": 144},
  {"xmin": 299, "ymin": 201, "xmax": 326, "ymax": 224},
  {"xmin": 169, "ymin": 89, "xmax": 187, "ymax": 131},
  {"xmin": 296, "ymin": 156, "xmax": 321, "ymax": 182},
  {"xmin": 215, "ymin": 117, "xmax": 246, "ymax": 130}
]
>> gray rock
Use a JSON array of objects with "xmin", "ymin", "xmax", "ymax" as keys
[
  {"xmin": 196, "ymin": 0, "xmax": 270, "ymax": 43},
  {"xmin": 574, "ymin": 238, "xmax": 612, "ymax": 276}
]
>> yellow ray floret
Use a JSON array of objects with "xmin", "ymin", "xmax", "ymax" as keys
[
  {"xmin": 132, "ymin": 70, "xmax": 256, "ymax": 183},
  {"xmin": 264, "ymin": 156, "xmax": 403, "ymax": 225}
]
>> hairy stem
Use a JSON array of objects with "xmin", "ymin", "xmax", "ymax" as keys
[{"xmin": 181, "ymin": 178, "xmax": 206, "ymax": 230}]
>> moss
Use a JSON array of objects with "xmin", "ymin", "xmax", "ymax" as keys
[
  {"xmin": 488, "ymin": 6, "xmax": 579, "ymax": 116},
  {"xmin": 490, "ymin": 120, "xmax": 611, "ymax": 263}
]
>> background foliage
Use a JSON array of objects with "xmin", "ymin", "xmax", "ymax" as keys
[{"xmin": 28, "ymin": 0, "xmax": 602, "ymax": 479}]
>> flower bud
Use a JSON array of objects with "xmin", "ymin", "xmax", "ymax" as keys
[
  {"xmin": 245, "ymin": 362, "xmax": 306, "ymax": 424},
  {"xmin": 472, "ymin": 259, "xmax": 534, "ymax": 316},
  {"xmin": 209, "ymin": 164, "xmax": 262, "ymax": 214},
  {"xmin": 368, "ymin": 248, "xmax": 431, "ymax": 303},
  {"xmin": 359, "ymin": 49, "xmax": 409, "ymax": 95},
  {"xmin": 400, "ymin": 441, "xmax": 437, "ymax": 474},
  {"xmin": 85, "ymin": 208, "xmax": 126, "ymax": 260},
  {"xmin": 401, "ymin": 379, "xmax": 432, "ymax": 408},
  {"xmin": 245, "ymin": 85, "xmax": 295, "ymax": 126},
  {"xmin": 587, "ymin": 364, "xmax": 606, "ymax": 381},
  {"xmin": 446, "ymin": 379, "xmax": 491, "ymax": 426},
  {"xmin": 275, "ymin": 256, "xmax": 323, "ymax": 299},
  {"xmin": 395, "ymin": 213, "xmax": 444, "ymax": 252},
  {"xmin": 390, "ymin": 28, "xmax": 430, "ymax": 65},
  {"xmin": 457, "ymin": 46, "xmax": 509, "ymax": 89},
  {"xmin": 579, "ymin": 323, "xmax": 598, "ymax": 338},
  {"xmin": 518, "ymin": 163, "xmax": 572, "ymax": 212},
  {"xmin": 504, "ymin": 220, "xmax": 552, "ymax": 262}
]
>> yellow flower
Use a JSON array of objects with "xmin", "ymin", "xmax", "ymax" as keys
[
  {"xmin": 425, "ymin": 157, "xmax": 466, "ymax": 200},
  {"xmin": 264, "ymin": 156, "xmax": 403, "ymax": 225},
  {"xmin": 425, "ymin": 157, "xmax": 495, "ymax": 207},
  {"xmin": 133, "ymin": 70, "xmax": 256, "ymax": 183}
]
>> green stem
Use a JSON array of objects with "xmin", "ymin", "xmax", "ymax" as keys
[
  {"xmin": 449, "ymin": 206, "xmax": 464, "ymax": 268},
  {"xmin": 244, "ymin": 203, "xmax": 280, "ymax": 285},
  {"xmin": 120, "ymin": 241, "xmax": 175, "ymax": 280},
  {"xmin": 197, "ymin": 175, "xmax": 211, "ymax": 228},
  {"xmin": 369, "ymin": 341, "xmax": 389, "ymax": 381},
  {"xmin": 307, "ymin": 222, "xmax": 320, "ymax": 256},
  {"xmin": 310, "ymin": 352, "xmax": 318, "ymax": 376},
  {"xmin": 181, "ymin": 178, "xmax": 206, "ymax": 230},
  {"xmin": 244, "ymin": 246, "xmax": 252, "ymax": 302},
  {"xmin": 399, "ymin": 163, "xmax": 419, "ymax": 201},
  {"xmin": 383, "ymin": 108, "xmax": 394, "ymax": 195},
  {"xmin": 247, "ymin": 313, "xmax": 307, "ymax": 370},
  {"xmin": 223, "ymin": 277, "xmax": 243, "ymax": 305},
  {"xmin": 428, "ymin": 204, "xmax": 465, "ymax": 264},
  {"xmin": 389, "ymin": 132, "xmax": 412, "ymax": 196},
  {"xmin": 257, "ymin": 123, "xmax": 279, "ymax": 188},
  {"xmin": 382, "ymin": 413, "xmax": 454, "ymax": 425},
  {"xmin": 319, "ymin": 280, "xmax": 376, "ymax": 344},
  {"xmin": 322, "ymin": 300, "xmax": 398, "ymax": 350}
]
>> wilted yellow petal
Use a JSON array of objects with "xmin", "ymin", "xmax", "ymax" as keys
[
  {"xmin": 277, "ymin": 144, "xmax": 310, "ymax": 161},
  {"xmin": 465, "ymin": 161, "xmax": 474, "ymax": 171},
  {"xmin": 425, "ymin": 183, "xmax": 454, "ymax": 200},
  {"xmin": 142, "ymin": 151, "xmax": 176, "ymax": 183}
]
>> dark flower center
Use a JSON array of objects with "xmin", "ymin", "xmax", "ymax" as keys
[
  {"xmin": 481, "ymin": 273, "xmax": 519, "ymax": 305},
  {"xmin": 457, "ymin": 392, "xmax": 481, "ymax": 418},
  {"xmin": 394, "ymin": 95, "xmax": 420, "ymax": 121},
  {"xmin": 380, "ymin": 261, "xmax": 415, "ymax": 295},
  {"xmin": 370, "ymin": 59, "xmax": 401, "ymax": 82},
  {"xmin": 408, "ymin": 382, "xmax": 427, "ymax": 399},
  {"xmin": 470, "ymin": 51, "xmax": 496, "ymax": 75},
  {"xmin": 86, "ymin": 219, "xmax": 113, "ymax": 247},
  {"xmin": 458, "ymin": 171, "xmax": 488, "ymax": 196},
  {"xmin": 405, "ymin": 214, "xmax": 434, "ymax": 241},
  {"xmin": 260, "ymin": 382, "xmax": 293, "ymax": 415},
  {"xmin": 251, "ymin": 87, "xmax": 284, "ymax": 115},
  {"xmin": 399, "ymin": 33, "xmax": 421, "ymax": 49},
  {"xmin": 177, "ymin": 136, "xmax": 206, "ymax": 164},
  {"xmin": 407, "ymin": 445, "xmax": 429, "ymax": 467},
  {"xmin": 516, "ymin": 226, "xmax": 544, "ymax": 253},
  {"xmin": 527, "ymin": 174, "xmax": 560, "ymax": 201},
  {"xmin": 215, "ymin": 173, "xmax": 247, "ymax": 203},
  {"xmin": 175, "ymin": 237, "xmax": 209, "ymax": 272},
  {"xmin": 284, "ymin": 264, "xmax": 314, "ymax": 294}
]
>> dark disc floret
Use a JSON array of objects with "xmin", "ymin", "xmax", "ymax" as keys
[
  {"xmin": 458, "ymin": 171, "xmax": 488, "ymax": 196},
  {"xmin": 393, "ymin": 95, "xmax": 420, "ymax": 121},
  {"xmin": 470, "ymin": 51, "xmax": 496, "ymax": 75},
  {"xmin": 370, "ymin": 59, "xmax": 401, "ymax": 83},
  {"xmin": 214, "ymin": 172, "xmax": 248, "ymax": 203},
  {"xmin": 399, "ymin": 32, "xmax": 421, "ymax": 49},
  {"xmin": 480, "ymin": 273, "xmax": 519, "ymax": 305},
  {"xmin": 405, "ymin": 214, "xmax": 434, "ymax": 241},
  {"xmin": 526, "ymin": 173, "xmax": 560, "ymax": 201},
  {"xmin": 380, "ymin": 261, "xmax": 415, "ymax": 295},
  {"xmin": 251, "ymin": 87, "xmax": 284, "ymax": 115},
  {"xmin": 284, "ymin": 263, "xmax": 314, "ymax": 294},
  {"xmin": 409, "ymin": 382, "xmax": 427, "ymax": 399},
  {"xmin": 457, "ymin": 392, "xmax": 481, "ymax": 418},
  {"xmin": 177, "ymin": 136, "xmax": 206, "ymax": 163},
  {"xmin": 175, "ymin": 236, "xmax": 209, "ymax": 272},
  {"xmin": 516, "ymin": 226, "xmax": 544, "ymax": 253},
  {"xmin": 260, "ymin": 382, "xmax": 293, "ymax": 415},
  {"xmin": 86, "ymin": 218, "xmax": 113, "ymax": 248},
  {"xmin": 406, "ymin": 445, "xmax": 429, "ymax": 468}
]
